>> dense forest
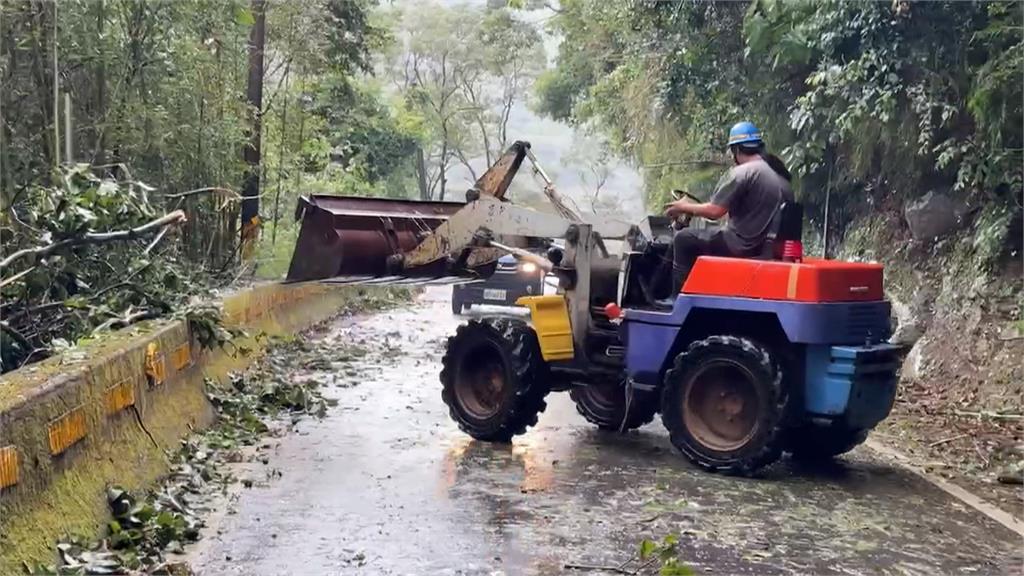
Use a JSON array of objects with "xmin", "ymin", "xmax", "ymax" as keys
[
  {"xmin": 1, "ymin": 0, "xmax": 1022, "ymax": 381},
  {"xmin": 535, "ymin": 0, "xmax": 1021, "ymax": 252},
  {"xmin": 0, "ymin": 0, "xmax": 549, "ymax": 370},
  {"xmin": 530, "ymin": 0, "xmax": 1024, "ymax": 491}
]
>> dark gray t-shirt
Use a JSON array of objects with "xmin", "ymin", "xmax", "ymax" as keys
[{"xmin": 709, "ymin": 158, "xmax": 794, "ymax": 253}]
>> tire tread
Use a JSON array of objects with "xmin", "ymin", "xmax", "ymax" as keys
[
  {"xmin": 661, "ymin": 335, "xmax": 786, "ymax": 475},
  {"xmin": 440, "ymin": 318, "xmax": 548, "ymax": 442}
]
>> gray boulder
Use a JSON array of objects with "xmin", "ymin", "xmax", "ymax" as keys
[{"xmin": 904, "ymin": 191, "xmax": 969, "ymax": 241}]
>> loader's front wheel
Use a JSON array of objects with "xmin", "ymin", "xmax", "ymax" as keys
[
  {"xmin": 661, "ymin": 335, "xmax": 787, "ymax": 475},
  {"xmin": 441, "ymin": 318, "xmax": 549, "ymax": 442},
  {"xmin": 570, "ymin": 380, "xmax": 658, "ymax": 431}
]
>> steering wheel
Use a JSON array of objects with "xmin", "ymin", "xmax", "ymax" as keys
[{"xmin": 670, "ymin": 189, "xmax": 702, "ymax": 230}]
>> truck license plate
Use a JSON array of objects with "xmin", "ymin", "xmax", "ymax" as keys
[{"xmin": 483, "ymin": 289, "xmax": 507, "ymax": 301}]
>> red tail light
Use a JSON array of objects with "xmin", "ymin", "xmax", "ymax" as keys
[
  {"xmin": 782, "ymin": 240, "xmax": 803, "ymax": 262},
  {"xmin": 604, "ymin": 302, "xmax": 622, "ymax": 320}
]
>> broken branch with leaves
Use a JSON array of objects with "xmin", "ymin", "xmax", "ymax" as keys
[{"xmin": 0, "ymin": 210, "xmax": 187, "ymax": 273}]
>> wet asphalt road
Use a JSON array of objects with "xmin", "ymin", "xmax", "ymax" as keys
[{"xmin": 188, "ymin": 288, "xmax": 1023, "ymax": 576}]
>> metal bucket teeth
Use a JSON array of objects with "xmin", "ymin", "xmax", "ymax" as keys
[{"xmin": 317, "ymin": 275, "xmax": 478, "ymax": 286}]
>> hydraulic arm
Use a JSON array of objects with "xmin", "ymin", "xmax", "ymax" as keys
[{"xmin": 285, "ymin": 141, "xmax": 627, "ymax": 285}]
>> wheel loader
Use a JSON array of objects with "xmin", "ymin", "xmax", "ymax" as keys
[{"xmin": 286, "ymin": 141, "xmax": 901, "ymax": 474}]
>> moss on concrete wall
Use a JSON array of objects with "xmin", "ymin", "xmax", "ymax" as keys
[{"xmin": 0, "ymin": 283, "xmax": 381, "ymax": 571}]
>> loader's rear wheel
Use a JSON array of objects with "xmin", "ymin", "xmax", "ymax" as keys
[
  {"xmin": 661, "ymin": 335, "xmax": 787, "ymax": 475},
  {"xmin": 785, "ymin": 425, "xmax": 869, "ymax": 461},
  {"xmin": 441, "ymin": 318, "xmax": 549, "ymax": 442},
  {"xmin": 570, "ymin": 380, "xmax": 658, "ymax": 431}
]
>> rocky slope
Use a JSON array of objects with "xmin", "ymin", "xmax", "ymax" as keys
[{"xmin": 836, "ymin": 194, "xmax": 1023, "ymax": 513}]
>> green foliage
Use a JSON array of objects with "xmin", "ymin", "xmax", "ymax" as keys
[
  {"xmin": 25, "ymin": 484, "xmax": 203, "ymax": 574},
  {"xmin": 183, "ymin": 303, "xmax": 248, "ymax": 354},
  {"xmin": 324, "ymin": 0, "xmax": 387, "ymax": 75},
  {"xmin": 537, "ymin": 0, "xmax": 1022, "ymax": 251},
  {"xmin": 381, "ymin": 1, "xmax": 544, "ymax": 199},
  {"xmin": 638, "ymin": 534, "xmax": 695, "ymax": 576},
  {"xmin": 254, "ymin": 222, "xmax": 298, "ymax": 280},
  {"xmin": 1, "ymin": 0, "xmax": 430, "ymax": 370},
  {"xmin": 972, "ymin": 204, "xmax": 1016, "ymax": 271},
  {"xmin": 26, "ymin": 333, "xmax": 373, "ymax": 574},
  {"xmin": 0, "ymin": 166, "xmax": 207, "ymax": 371},
  {"xmin": 312, "ymin": 81, "xmax": 421, "ymax": 186}
]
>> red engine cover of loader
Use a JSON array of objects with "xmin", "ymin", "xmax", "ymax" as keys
[{"xmin": 681, "ymin": 257, "xmax": 884, "ymax": 302}]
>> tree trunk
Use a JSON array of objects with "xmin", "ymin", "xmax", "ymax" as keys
[
  {"xmin": 27, "ymin": 2, "xmax": 56, "ymax": 170},
  {"xmin": 289, "ymin": 75, "xmax": 306, "ymax": 211},
  {"xmin": 240, "ymin": 0, "xmax": 266, "ymax": 249},
  {"xmin": 439, "ymin": 119, "xmax": 449, "ymax": 201},
  {"xmin": 438, "ymin": 145, "xmax": 447, "ymax": 201},
  {"xmin": 415, "ymin": 145, "xmax": 429, "ymax": 200},
  {"xmin": 0, "ymin": 8, "xmax": 15, "ymax": 205},
  {"xmin": 271, "ymin": 68, "xmax": 289, "ymax": 245},
  {"xmin": 92, "ymin": 0, "xmax": 106, "ymax": 166}
]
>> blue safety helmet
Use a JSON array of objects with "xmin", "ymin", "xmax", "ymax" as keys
[{"xmin": 727, "ymin": 121, "xmax": 764, "ymax": 147}]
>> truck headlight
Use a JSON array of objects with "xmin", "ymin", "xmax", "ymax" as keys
[{"xmin": 520, "ymin": 262, "xmax": 538, "ymax": 274}]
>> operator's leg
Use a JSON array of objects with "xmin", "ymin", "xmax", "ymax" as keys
[
  {"xmin": 670, "ymin": 229, "xmax": 713, "ymax": 293},
  {"xmin": 651, "ymin": 241, "xmax": 676, "ymax": 299}
]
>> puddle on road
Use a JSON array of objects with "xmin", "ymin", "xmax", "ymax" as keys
[{"xmin": 188, "ymin": 288, "xmax": 1023, "ymax": 576}]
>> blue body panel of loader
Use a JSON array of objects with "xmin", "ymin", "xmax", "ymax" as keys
[{"xmin": 621, "ymin": 294, "xmax": 900, "ymax": 429}]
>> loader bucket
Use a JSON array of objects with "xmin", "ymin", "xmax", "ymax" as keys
[{"xmin": 285, "ymin": 195, "xmax": 465, "ymax": 282}]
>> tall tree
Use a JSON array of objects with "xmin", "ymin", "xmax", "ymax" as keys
[
  {"xmin": 390, "ymin": 3, "xmax": 476, "ymax": 200},
  {"xmin": 386, "ymin": 2, "xmax": 543, "ymax": 198},
  {"xmin": 536, "ymin": 0, "xmax": 1022, "ymax": 230},
  {"xmin": 241, "ymin": 0, "xmax": 266, "ymax": 256},
  {"xmin": 466, "ymin": 9, "xmax": 544, "ymax": 166}
]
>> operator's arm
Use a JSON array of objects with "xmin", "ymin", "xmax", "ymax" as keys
[
  {"xmin": 665, "ymin": 201, "xmax": 727, "ymax": 220},
  {"xmin": 663, "ymin": 168, "xmax": 743, "ymax": 221}
]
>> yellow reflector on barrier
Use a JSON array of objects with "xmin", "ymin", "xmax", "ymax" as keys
[
  {"xmin": 145, "ymin": 342, "xmax": 166, "ymax": 385},
  {"xmin": 172, "ymin": 343, "xmax": 192, "ymax": 371},
  {"xmin": 0, "ymin": 446, "xmax": 18, "ymax": 489},
  {"xmin": 515, "ymin": 295, "xmax": 574, "ymax": 361},
  {"xmin": 48, "ymin": 406, "xmax": 88, "ymax": 456},
  {"xmin": 105, "ymin": 379, "xmax": 136, "ymax": 416}
]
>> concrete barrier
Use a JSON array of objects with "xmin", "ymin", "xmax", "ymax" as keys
[{"xmin": 0, "ymin": 282, "xmax": 372, "ymax": 571}]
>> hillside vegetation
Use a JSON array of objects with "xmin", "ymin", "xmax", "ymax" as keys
[{"xmin": 533, "ymin": 0, "xmax": 1023, "ymax": 500}]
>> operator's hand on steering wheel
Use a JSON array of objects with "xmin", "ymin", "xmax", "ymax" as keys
[{"xmin": 663, "ymin": 198, "xmax": 692, "ymax": 220}]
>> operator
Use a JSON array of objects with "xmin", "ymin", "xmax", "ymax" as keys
[{"xmin": 658, "ymin": 121, "xmax": 794, "ymax": 297}]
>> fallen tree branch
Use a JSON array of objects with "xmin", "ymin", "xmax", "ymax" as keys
[
  {"xmin": 91, "ymin": 309, "xmax": 159, "ymax": 335},
  {"xmin": 563, "ymin": 562, "xmax": 634, "ymax": 575},
  {"xmin": 163, "ymin": 186, "xmax": 240, "ymax": 200},
  {"xmin": 563, "ymin": 555, "xmax": 651, "ymax": 576},
  {"xmin": 973, "ymin": 441, "xmax": 990, "ymax": 468},
  {"xmin": 144, "ymin": 225, "xmax": 171, "ymax": 254},
  {"xmin": 17, "ymin": 347, "xmax": 49, "ymax": 369},
  {"xmin": 3, "ymin": 276, "xmax": 149, "ymax": 326},
  {"xmin": 0, "ymin": 320, "xmax": 32, "ymax": 350},
  {"xmin": 0, "ymin": 210, "xmax": 187, "ymax": 272},
  {"xmin": 952, "ymin": 409, "xmax": 1023, "ymax": 421},
  {"xmin": 2, "ymin": 300, "xmax": 65, "ymax": 324},
  {"xmin": 0, "ymin": 266, "xmax": 35, "ymax": 288},
  {"xmin": 928, "ymin": 433, "xmax": 969, "ymax": 448}
]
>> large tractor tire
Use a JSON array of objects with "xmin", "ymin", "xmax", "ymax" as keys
[
  {"xmin": 785, "ymin": 425, "xmax": 869, "ymax": 461},
  {"xmin": 440, "ymin": 318, "xmax": 549, "ymax": 442},
  {"xmin": 570, "ymin": 381, "xmax": 659, "ymax": 432},
  {"xmin": 661, "ymin": 335, "xmax": 787, "ymax": 475}
]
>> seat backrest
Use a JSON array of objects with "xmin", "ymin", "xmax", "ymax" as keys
[
  {"xmin": 778, "ymin": 201, "xmax": 804, "ymax": 242},
  {"xmin": 759, "ymin": 201, "xmax": 804, "ymax": 259}
]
